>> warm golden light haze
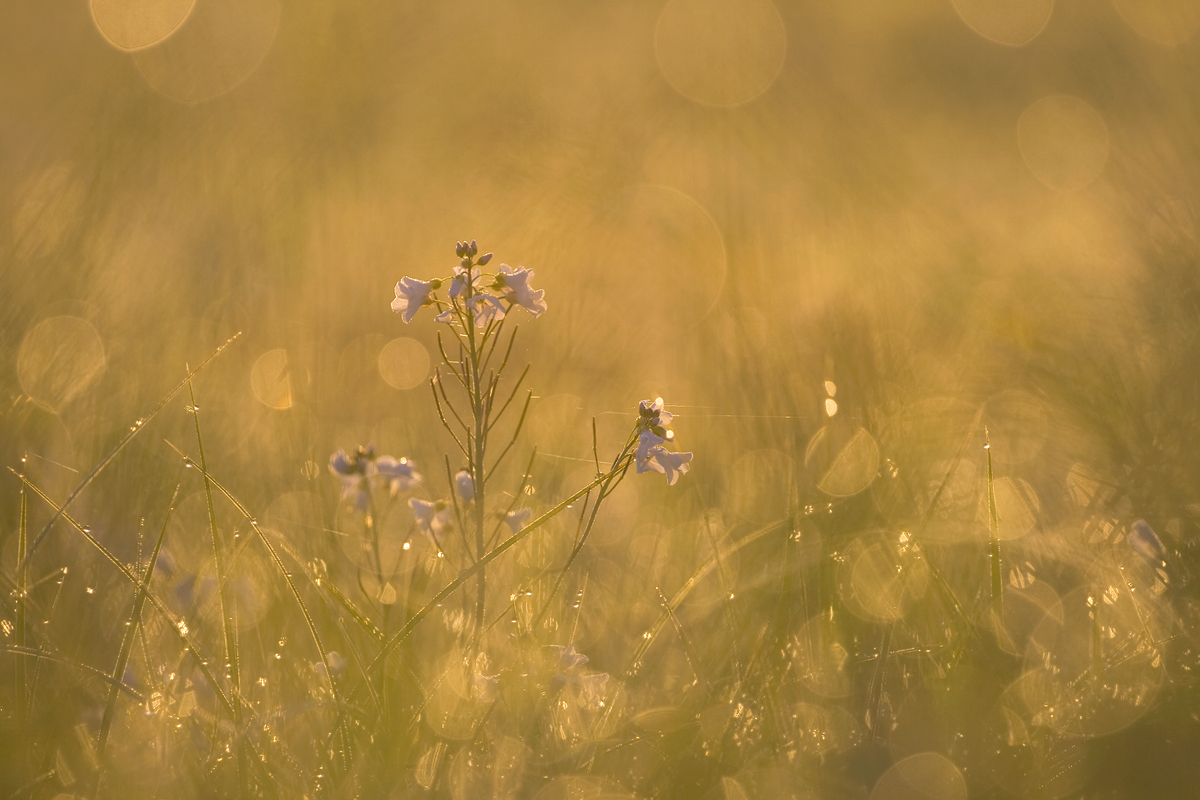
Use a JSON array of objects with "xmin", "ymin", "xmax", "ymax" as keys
[{"xmin": 2, "ymin": 0, "xmax": 1199, "ymax": 797}]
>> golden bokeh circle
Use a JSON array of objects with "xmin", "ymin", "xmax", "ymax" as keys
[
  {"xmin": 378, "ymin": 337, "xmax": 431, "ymax": 390},
  {"xmin": 1018, "ymin": 95, "xmax": 1109, "ymax": 192},
  {"xmin": 952, "ymin": 0, "xmax": 1054, "ymax": 46},
  {"xmin": 17, "ymin": 316, "xmax": 107, "ymax": 411},
  {"xmin": 90, "ymin": 0, "xmax": 196, "ymax": 51},
  {"xmin": 250, "ymin": 348, "xmax": 293, "ymax": 409},
  {"xmin": 655, "ymin": 0, "xmax": 786, "ymax": 107},
  {"xmin": 1112, "ymin": 0, "xmax": 1200, "ymax": 46}
]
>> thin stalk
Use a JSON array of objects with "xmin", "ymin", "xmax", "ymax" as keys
[
  {"xmin": 985, "ymin": 428, "xmax": 1003, "ymax": 620},
  {"xmin": 486, "ymin": 391, "xmax": 533, "ymax": 481},
  {"xmin": 187, "ymin": 381, "xmax": 245, "ymax": 795},
  {"xmin": 98, "ymin": 485, "xmax": 180, "ymax": 760},
  {"xmin": 15, "ymin": 473, "xmax": 27, "ymax": 776},
  {"xmin": 485, "ymin": 365, "xmax": 530, "ymax": 434},
  {"xmin": 366, "ymin": 464, "xmax": 628, "ymax": 673}
]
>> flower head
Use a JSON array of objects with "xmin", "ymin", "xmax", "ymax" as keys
[
  {"xmin": 409, "ymin": 497, "xmax": 452, "ymax": 538},
  {"xmin": 449, "ymin": 266, "xmax": 481, "ymax": 300},
  {"xmin": 633, "ymin": 398, "xmax": 692, "ymax": 486},
  {"xmin": 376, "ymin": 456, "xmax": 422, "ymax": 494},
  {"xmin": 496, "ymin": 265, "xmax": 547, "ymax": 317},
  {"xmin": 638, "ymin": 446, "xmax": 693, "ymax": 486},
  {"xmin": 390, "ymin": 277, "xmax": 437, "ymax": 324},
  {"xmin": 504, "ymin": 508, "xmax": 532, "ymax": 533},
  {"xmin": 466, "ymin": 293, "xmax": 506, "ymax": 328},
  {"xmin": 455, "ymin": 469, "xmax": 475, "ymax": 502},
  {"xmin": 330, "ymin": 445, "xmax": 377, "ymax": 510}
]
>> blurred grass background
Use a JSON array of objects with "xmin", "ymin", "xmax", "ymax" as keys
[{"xmin": 3, "ymin": 0, "xmax": 1200, "ymax": 797}]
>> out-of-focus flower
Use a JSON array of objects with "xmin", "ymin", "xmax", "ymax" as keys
[
  {"xmin": 496, "ymin": 265, "xmax": 547, "ymax": 317},
  {"xmin": 1129, "ymin": 519, "xmax": 1168, "ymax": 566},
  {"xmin": 455, "ymin": 469, "xmax": 475, "ymax": 502},
  {"xmin": 376, "ymin": 456, "xmax": 422, "ymax": 494},
  {"xmin": 330, "ymin": 446, "xmax": 421, "ymax": 507},
  {"xmin": 409, "ymin": 497, "xmax": 452, "ymax": 537},
  {"xmin": 504, "ymin": 508, "xmax": 532, "ymax": 533},
  {"xmin": 390, "ymin": 277, "xmax": 438, "ymax": 323},
  {"xmin": 330, "ymin": 445, "xmax": 376, "ymax": 510},
  {"xmin": 550, "ymin": 643, "xmax": 588, "ymax": 671},
  {"xmin": 471, "ymin": 671, "xmax": 499, "ymax": 702},
  {"xmin": 466, "ymin": 293, "xmax": 506, "ymax": 328}
]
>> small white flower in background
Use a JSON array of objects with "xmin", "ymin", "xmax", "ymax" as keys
[
  {"xmin": 466, "ymin": 293, "xmax": 506, "ymax": 328},
  {"xmin": 454, "ymin": 469, "xmax": 475, "ymax": 502},
  {"xmin": 390, "ymin": 277, "xmax": 438, "ymax": 324},
  {"xmin": 330, "ymin": 445, "xmax": 420, "ymax": 508},
  {"xmin": 550, "ymin": 643, "xmax": 588, "ymax": 672},
  {"xmin": 634, "ymin": 398, "xmax": 693, "ymax": 486},
  {"xmin": 329, "ymin": 445, "xmax": 376, "ymax": 510},
  {"xmin": 471, "ymin": 671, "xmax": 500, "ymax": 702},
  {"xmin": 376, "ymin": 456, "xmax": 422, "ymax": 494},
  {"xmin": 504, "ymin": 508, "xmax": 532, "ymax": 533},
  {"xmin": 495, "ymin": 265, "xmax": 547, "ymax": 317},
  {"xmin": 409, "ymin": 497, "xmax": 452, "ymax": 537}
]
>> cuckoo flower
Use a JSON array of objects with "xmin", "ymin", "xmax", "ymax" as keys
[
  {"xmin": 504, "ymin": 508, "xmax": 532, "ymax": 533},
  {"xmin": 376, "ymin": 456, "xmax": 422, "ymax": 494},
  {"xmin": 634, "ymin": 398, "xmax": 692, "ymax": 485},
  {"xmin": 455, "ymin": 469, "xmax": 475, "ymax": 502},
  {"xmin": 391, "ymin": 277, "xmax": 439, "ymax": 323},
  {"xmin": 466, "ymin": 293, "xmax": 506, "ymax": 328},
  {"xmin": 409, "ymin": 497, "xmax": 452, "ymax": 538},
  {"xmin": 496, "ymin": 265, "xmax": 547, "ymax": 317}
]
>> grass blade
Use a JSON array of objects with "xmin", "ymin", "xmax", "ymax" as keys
[
  {"xmin": 18, "ymin": 333, "xmax": 241, "ymax": 570},
  {"xmin": 97, "ymin": 484, "xmax": 179, "ymax": 760}
]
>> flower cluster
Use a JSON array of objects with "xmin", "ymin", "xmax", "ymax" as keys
[
  {"xmin": 329, "ymin": 444, "xmax": 421, "ymax": 510},
  {"xmin": 635, "ymin": 398, "xmax": 693, "ymax": 486},
  {"xmin": 391, "ymin": 240, "xmax": 547, "ymax": 328}
]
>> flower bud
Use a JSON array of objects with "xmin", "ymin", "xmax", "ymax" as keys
[
  {"xmin": 456, "ymin": 242, "xmax": 466, "ymax": 257},
  {"xmin": 478, "ymin": 252, "xmax": 493, "ymax": 266},
  {"xmin": 461, "ymin": 256, "xmax": 472, "ymax": 268},
  {"xmin": 429, "ymin": 278, "xmax": 443, "ymax": 289},
  {"xmin": 468, "ymin": 240, "xmax": 478, "ymax": 256}
]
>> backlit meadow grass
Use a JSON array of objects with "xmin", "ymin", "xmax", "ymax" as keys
[{"xmin": 3, "ymin": 1, "xmax": 1200, "ymax": 798}]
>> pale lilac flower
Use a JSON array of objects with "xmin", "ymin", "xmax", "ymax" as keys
[
  {"xmin": 638, "ymin": 397, "xmax": 673, "ymax": 432},
  {"xmin": 635, "ymin": 430, "xmax": 665, "ymax": 468},
  {"xmin": 449, "ymin": 266, "xmax": 481, "ymax": 300},
  {"xmin": 455, "ymin": 469, "xmax": 475, "ymax": 502},
  {"xmin": 550, "ymin": 643, "xmax": 588, "ymax": 671},
  {"xmin": 496, "ymin": 265, "xmax": 547, "ymax": 317},
  {"xmin": 504, "ymin": 508, "xmax": 532, "ymax": 533},
  {"xmin": 409, "ymin": 497, "xmax": 452, "ymax": 537},
  {"xmin": 640, "ymin": 446, "xmax": 693, "ymax": 486},
  {"xmin": 434, "ymin": 308, "xmax": 454, "ymax": 323},
  {"xmin": 466, "ymin": 293, "xmax": 506, "ymax": 328},
  {"xmin": 376, "ymin": 456, "xmax": 422, "ymax": 494},
  {"xmin": 329, "ymin": 446, "xmax": 376, "ymax": 510},
  {"xmin": 390, "ymin": 277, "xmax": 436, "ymax": 323}
]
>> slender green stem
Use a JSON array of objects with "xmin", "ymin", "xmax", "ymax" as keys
[
  {"xmin": 188, "ymin": 381, "xmax": 245, "ymax": 795},
  {"xmin": 985, "ymin": 428, "xmax": 1003, "ymax": 620}
]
